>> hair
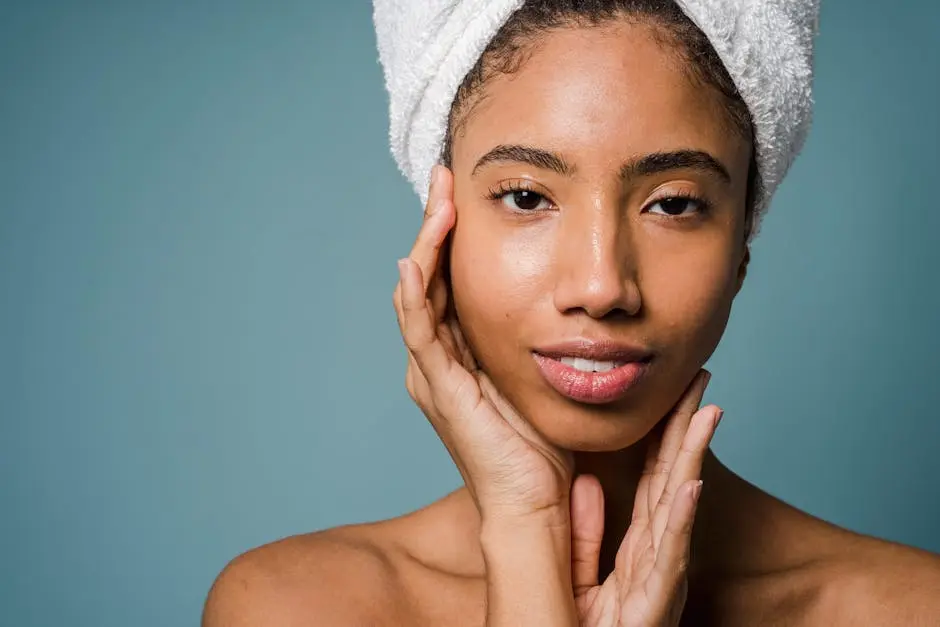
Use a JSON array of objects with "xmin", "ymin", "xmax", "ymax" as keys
[{"xmin": 440, "ymin": 0, "xmax": 760, "ymax": 241}]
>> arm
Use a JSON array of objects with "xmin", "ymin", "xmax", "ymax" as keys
[{"xmin": 481, "ymin": 511, "xmax": 579, "ymax": 627}]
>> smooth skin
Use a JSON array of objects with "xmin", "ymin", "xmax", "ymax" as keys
[
  {"xmin": 396, "ymin": 164, "xmax": 719, "ymax": 625},
  {"xmin": 203, "ymin": 19, "xmax": 940, "ymax": 627}
]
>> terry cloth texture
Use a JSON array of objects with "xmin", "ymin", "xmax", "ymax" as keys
[{"xmin": 373, "ymin": 0, "xmax": 821, "ymax": 242}]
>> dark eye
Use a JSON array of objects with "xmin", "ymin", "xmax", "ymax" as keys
[
  {"xmin": 647, "ymin": 196, "xmax": 704, "ymax": 216},
  {"xmin": 500, "ymin": 189, "xmax": 551, "ymax": 212}
]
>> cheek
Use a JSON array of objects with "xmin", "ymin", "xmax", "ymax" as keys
[
  {"xmin": 448, "ymin": 206, "xmax": 550, "ymax": 368},
  {"xmin": 644, "ymin": 244, "xmax": 739, "ymax": 362}
]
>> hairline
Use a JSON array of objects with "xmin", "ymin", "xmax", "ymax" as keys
[
  {"xmin": 440, "ymin": 11, "xmax": 759, "ymax": 241},
  {"xmin": 444, "ymin": 17, "xmax": 753, "ymax": 161}
]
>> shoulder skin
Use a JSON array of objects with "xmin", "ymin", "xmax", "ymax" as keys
[
  {"xmin": 814, "ymin": 533, "xmax": 940, "ymax": 626},
  {"xmin": 202, "ymin": 526, "xmax": 412, "ymax": 627}
]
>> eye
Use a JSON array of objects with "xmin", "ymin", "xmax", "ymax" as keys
[
  {"xmin": 500, "ymin": 189, "xmax": 552, "ymax": 212},
  {"xmin": 646, "ymin": 196, "xmax": 708, "ymax": 217}
]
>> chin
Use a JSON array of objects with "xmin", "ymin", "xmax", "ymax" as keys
[{"xmin": 507, "ymin": 388, "xmax": 663, "ymax": 452}]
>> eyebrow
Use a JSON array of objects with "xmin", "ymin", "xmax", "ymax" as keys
[
  {"xmin": 472, "ymin": 144, "xmax": 574, "ymax": 177},
  {"xmin": 471, "ymin": 144, "xmax": 731, "ymax": 184},
  {"xmin": 623, "ymin": 150, "xmax": 731, "ymax": 184}
]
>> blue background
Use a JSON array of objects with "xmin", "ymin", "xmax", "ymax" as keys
[{"xmin": 2, "ymin": 1, "xmax": 938, "ymax": 625}]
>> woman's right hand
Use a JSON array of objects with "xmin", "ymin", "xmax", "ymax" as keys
[
  {"xmin": 393, "ymin": 164, "xmax": 575, "ymax": 525},
  {"xmin": 394, "ymin": 164, "xmax": 720, "ymax": 626}
]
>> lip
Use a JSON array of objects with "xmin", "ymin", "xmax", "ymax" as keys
[
  {"xmin": 532, "ymin": 339, "xmax": 653, "ymax": 405},
  {"xmin": 533, "ymin": 338, "xmax": 654, "ymax": 363}
]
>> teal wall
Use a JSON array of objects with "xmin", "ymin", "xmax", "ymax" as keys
[{"xmin": 2, "ymin": 1, "xmax": 938, "ymax": 625}]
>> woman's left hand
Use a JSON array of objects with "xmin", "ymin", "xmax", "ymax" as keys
[{"xmin": 571, "ymin": 371, "xmax": 722, "ymax": 626}]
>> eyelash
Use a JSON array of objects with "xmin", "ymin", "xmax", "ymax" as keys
[
  {"xmin": 485, "ymin": 181, "xmax": 713, "ymax": 219},
  {"xmin": 485, "ymin": 180, "xmax": 548, "ymax": 207},
  {"xmin": 647, "ymin": 189, "xmax": 713, "ymax": 219}
]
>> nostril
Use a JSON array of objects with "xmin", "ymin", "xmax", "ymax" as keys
[{"xmin": 552, "ymin": 230, "xmax": 640, "ymax": 317}]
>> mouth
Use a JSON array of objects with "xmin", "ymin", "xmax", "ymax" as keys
[{"xmin": 532, "ymin": 339, "xmax": 653, "ymax": 405}]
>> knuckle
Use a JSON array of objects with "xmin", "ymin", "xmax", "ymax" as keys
[
  {"xmin": 399, "ymin": 289, "xmax": 423, "ymax": 314},
  {"xmin": 402, "ymin": 325, "xmax": 431, "ymax": 353}
]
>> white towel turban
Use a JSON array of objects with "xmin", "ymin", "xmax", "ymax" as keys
[{"xmin": 373, "ymin": 0, "xmax": 821, "ymax": 242}]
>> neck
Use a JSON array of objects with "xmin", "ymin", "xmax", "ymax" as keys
[
  {"xmin": 449, "ymin": 439, "xmax": 748, "ymax": 583},
  {"xmin": 572, "ymin": 435, "xmax": 725, "ymax": 582}
]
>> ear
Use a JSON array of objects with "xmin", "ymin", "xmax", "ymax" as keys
[{"xmin": 735, "ymin": 245, "xmax": 750, "ymax": 296}]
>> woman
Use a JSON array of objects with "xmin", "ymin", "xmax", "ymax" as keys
[{"xmin": 203, "ymin": 1, "xmax": 940, "ymax": 625}]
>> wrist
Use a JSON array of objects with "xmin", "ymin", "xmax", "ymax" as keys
[
  {"xmin": 479, "ymin": 506, "xmax": 571, "ymax": 555},
  {"xmin": 479, "ymin": 510, "xmax": 576, "ymax": 627},
  {"xmin": 479, "ymin": 498, "xmax": 571, "ymax": 533}
]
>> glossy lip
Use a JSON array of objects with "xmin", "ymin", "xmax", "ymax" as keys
[
  {"xmin": 532, "ymin": 338, "xmax": 654, "ymax": 363},
  {"xmin": 532, "ymin": 339, "xmax": 654, "ymax": 405}
]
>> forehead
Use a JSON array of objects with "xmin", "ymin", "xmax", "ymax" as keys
[{"xmin": 455, "ymin": 20, "xmax": 749, "ymax": 176}]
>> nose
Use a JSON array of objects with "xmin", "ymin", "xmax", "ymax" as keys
[{"xmin": 552, "ymin": 200, "xmax": 641, "ymax": 319}]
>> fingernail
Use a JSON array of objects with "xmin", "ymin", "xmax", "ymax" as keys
[
  {"xmin": 692, "ymin": 480, "xmax": 703, "ymax": 502},
  {"xmin": 397, "ymin": 258, "xmax": 407, "ymax": 276},
  {"xmin": 714, "ymin": 408, "xmax": 724, "ymax": 427}
]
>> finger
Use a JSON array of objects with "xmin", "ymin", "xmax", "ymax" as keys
[
  {"xmin": 396, "ymin": 297, "xmax": 435, "ymax": 409},
  {"xmin": 571, "ymin": 474, "xmax": 604, "ymax": 594},
  {"xmin": 647, "ymin": 370, "xmax": 710, "ymax": 516},
  {"xmin": 651, "ymin": 405, "xmax": 722, "ymax": 550},
  {"xmin": 395, "ymin": 277, "xmax": 456, "ymax": 411},
  {"xmin": 398, "ymin": 257, "xmax": 455, "ymax": 384},
  {"xmin": 644, "ymin": 480, "xmax": 700, "ymax": 616},
  {"xmin": 393, "ymin": 271, "xmax": 449, "ymax": 348},
  {"xmin": 631, "ymin": 422, "xmax": 664, "ymax": 524},
  {"xmin": 449, "ymin": 318, "xmax": 478, "ymax": 373},
  {"xmin": 398, "ymin": 257, "xmax": 486, "ymax": 427},
  {"xmin": 429, "ymin": 235, "xmax": 452, "ymax": 321},
  {"xmin": 398, "ymin": 261, "xmax": 482, "ymax": 487},
  {"xmin": 392, "ymin": 278, "xmax": 410, "ymax": 342},
  {"xmin": 405, "ymin": 351, "xmax": 432, "ymax": 405},
  {"xmin": 410, "ymin": 165, "xmax": 456, "ymax": 293},
  {"xmin": 436, "ymin": 320, "xmax": 458, "ymax": 357}
]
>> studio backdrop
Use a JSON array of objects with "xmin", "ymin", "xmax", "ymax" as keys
[{"xmin": 1, "ymin": 1, "xmax": 938, "ymax": 625}]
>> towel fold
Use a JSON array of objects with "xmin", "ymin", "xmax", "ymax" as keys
[{"xmin": 373, "ymin": 0, "xmax": 821, "ymax": 242}]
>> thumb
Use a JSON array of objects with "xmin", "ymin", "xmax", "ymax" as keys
[{"xmin": 570, "ymin": 473, "xmax": 605, "ymax": 594}]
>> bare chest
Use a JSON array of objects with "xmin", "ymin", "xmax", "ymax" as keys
[{"xmin": 391, "ymin": 568, "xmax": 827, "ymax": 627}]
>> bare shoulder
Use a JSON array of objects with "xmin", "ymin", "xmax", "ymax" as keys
[
  {"xmin": 814, "ymin": 530, "xmax": 940, "ymax": 626},
  {"xmin": 201, "ymin": 522, "xmax": 414, "ymax": 627},
  {"xmin": 707, "ymin": 473, "xmax": 940, "ymax": 627}
]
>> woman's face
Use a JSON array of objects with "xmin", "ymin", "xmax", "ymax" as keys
[{"xmin": 448, "ymin": 20, "xmax": 752, "ymax": 451}]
